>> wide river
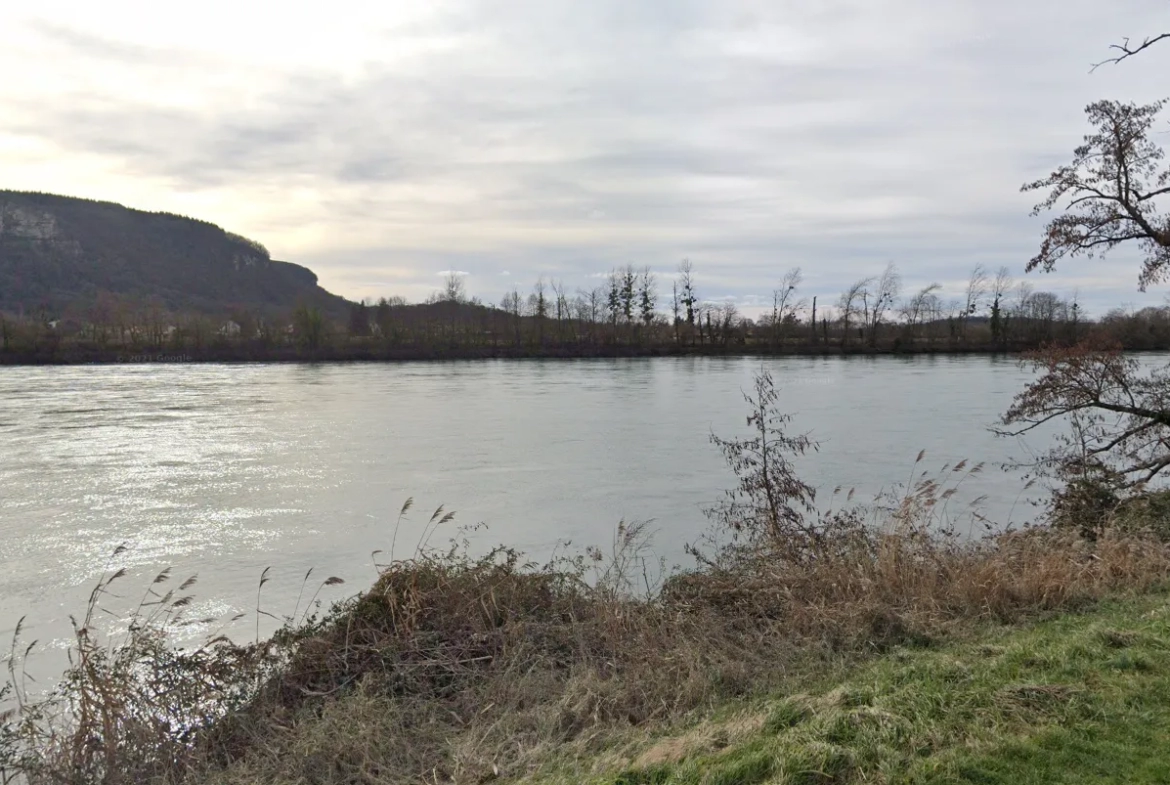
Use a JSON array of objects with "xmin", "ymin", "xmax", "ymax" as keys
[{"xmin": 0, "ymin": 354, "xmax": 1108, "ymax": 674}]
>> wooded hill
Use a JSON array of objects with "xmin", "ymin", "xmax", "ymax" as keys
[{"xmin": 0, "ymin": 191, "xmax": 348, "ymax": 318}]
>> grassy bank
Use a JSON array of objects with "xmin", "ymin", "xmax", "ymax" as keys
[{"xmin": 535, "ymin": 591, "xmax": 1170, "ymax": 784}]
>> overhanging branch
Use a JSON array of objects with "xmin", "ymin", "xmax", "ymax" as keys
[{"xmin": 1091, "ymin": 33, "xmax": 1170, "ymax": 71}]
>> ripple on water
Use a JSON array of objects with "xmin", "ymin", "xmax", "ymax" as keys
[{"xmin": 0, "ymin": 356, "xmax": 1106, "ymax": 689}]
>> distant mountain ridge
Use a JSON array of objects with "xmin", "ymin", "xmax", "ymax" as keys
[{"xmin": 0, "ymin": 191, "xmax": 349, "ymax": 317}]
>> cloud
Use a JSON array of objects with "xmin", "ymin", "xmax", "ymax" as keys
[
  {"xmin": 1, "ymin": 0, "xmax": 1169, "ymax": 316},
  {"xmin": 24, "ymin": 19, "xmax": 212, "ymax": 67}
]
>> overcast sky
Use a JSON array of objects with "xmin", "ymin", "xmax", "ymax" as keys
[{"xmin": 2, "ymin": 1, "xmax": 1168, "ymax": 316}]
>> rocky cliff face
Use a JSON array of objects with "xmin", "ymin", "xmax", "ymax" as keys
[
  {"xmin": 0, "ymin": 203, "xmax": 84, "ymax": 259},
  {"xmin": 0, "ymin": 203, "xmax": 61, "ymax": 240},
  {"xmin": 0, "ymin": 191, "xmax": 349, "ymax": 318}
]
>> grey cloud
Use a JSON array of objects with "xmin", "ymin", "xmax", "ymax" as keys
[
  {"xmin": 5, "ymin": 0, "xmax": 1170, "ymax": 315},
  {"xmin": 25, "ymin": 20, "xmax": 209, "ymax": 66}
]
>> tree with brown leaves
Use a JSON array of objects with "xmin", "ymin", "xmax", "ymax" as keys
[
  {"xmin": 707, "ymin": 369, "xmax": 819, "ymax": 550},
  {"xmin": 1021, "ymin": 99, "xmax": 1170, "ymax": 290},
  {"xmin": 999, "ymin": 339, "xmax": 1170, "ymax": 492}
]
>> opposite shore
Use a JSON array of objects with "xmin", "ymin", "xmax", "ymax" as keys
[{"xmin": 2, "ymin": 339, "xmax": 1163, "ymax": 366}]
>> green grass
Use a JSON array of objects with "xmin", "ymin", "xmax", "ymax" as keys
[{"xmin": 526, "ymin": 592, "xmax": 1170, "ymax": 784}]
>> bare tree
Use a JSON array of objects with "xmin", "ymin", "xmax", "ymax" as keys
[
  {"xmin": 551, "ymin": 279, "xmax": 568, "ymax": 322},
  {"xmin": 770, "ymin": 267, "xmax": 804, "ymax": 349},
  {"xmin": 587, "ymin": 286, "xmax": 604, "ymax": 325},
  {"xmin": 574, "ymin": 287, "xmax": 599, "ymax": 326},
  {"xmin": 715, "ymin": 301, "xmax": 739, "ymax": 346},
  {"xmin": 837, "ymin": 277, "xmax": 872, "ymax": 347},
  {"xmin": 500, "ymin": 290, "xmax": 520, "ymax": 315},
  {"xmin": 1021, "ymin": 99, "xmax": 1170, "ymax": 290},
  {"xmin": 866, "ymin": 262, "xmax": 901, "ymax": 346},
  {"xmin": 500, "ymin": 289, "xmax": 523, "ymax": 345},
  {"xmin": 571, "ymin": 294, "xmax": 589, "ymax": 322},
  {"xmin": 143, "ymin": 296, "xmax": 167, "ymax": 347},
  {"xmin": 990, "ymin": 266, "xmax": 1013, "ymax": 347},
  {"xmin": 695, "ymin": 301, "xmax": 709, "ymax": 346},
  {"xmin": 443, "ymin": 272, "xmax": 467, "ymax": 303},
  {"xmin": 1013, "ymin": 280, "xmax": 1035, "ymax": 317},
  {"xmin": 944, "ymin": 298, "xmax": 964, "ymax": 343},
  {"xmin": 638, "ymin": 266, "xmax": 657, "ymax": 329},
  {"xmin": 671, "ymin": 281, "xmax": 681, "ymax": 344},
  {"xmin": 961, "ymin": 264, "xmax": 988, "ymax": 339},
  {"xmin": 990, "ymin": 266, "xmax": 1012, "ymax": 305},
  {"xmin": 678, "ymin": 259, "xmax": 698, "ymax": 344},
  {"xmin": 901, "ymin": 282, "xmax": 942, "ymax": 344}
]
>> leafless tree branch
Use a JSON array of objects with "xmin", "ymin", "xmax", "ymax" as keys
[
  {"xmin": 999, "ymin": 340, "xmax": 1170, "ymax": 490},
  {"xmin": 1021, "ymin": 99, "xmax": 1170, "ymax": 290},
  {"xmin": 1091, "ymin": 33, "xmax": 1170, "ymax": 71}
]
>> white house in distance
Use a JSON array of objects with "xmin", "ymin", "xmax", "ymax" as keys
[{"xmin": 218, "ymin": 320, "xmax": 241, "ymax": 338}]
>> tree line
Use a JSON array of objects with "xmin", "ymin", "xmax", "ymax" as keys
[
  {"xmin": 2, "ymin": 259, "xmax": 1167, "ymax": 362},
  {"xmin": 265, "ymin": 259, "xmax": 1169, "ymax": 354}
]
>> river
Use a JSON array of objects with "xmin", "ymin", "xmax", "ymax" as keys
[{"xmin": 0, "ymin": 354, "xmax": 1089, "ymax": 672}]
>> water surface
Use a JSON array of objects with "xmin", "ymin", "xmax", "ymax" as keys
[{"xmin": 0, "ymin": 355, "xmax": 1072, "ymax": 666}]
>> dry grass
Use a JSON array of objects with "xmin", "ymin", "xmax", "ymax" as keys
[
  {"xmin": 0, "ymin": 558, "xmax": 271, "ymax": 785},
  {"xmin": 4, "ymin": 503, "xmax": 1170, "ymax": 785}
]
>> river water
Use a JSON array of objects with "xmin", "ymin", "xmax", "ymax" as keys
[{"xmin": 0, "ymin": 355, "xmax": 1094, "ymax": 672}]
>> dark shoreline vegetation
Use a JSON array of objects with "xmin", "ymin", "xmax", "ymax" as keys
[
  {"xmin": 5, "ymin": 299, "xmax": 1170, "ymax": 367},
  {"xmin": 9, "ymin": 243, "xmax": 1170, "ymax": 368},
  {"xmin": 7, "ymin": 360, "xmax": 1170, "ymax": 784},
  {"xmin": 0, "ymin": 341, "xmax": 1098, "ymax": 366}
]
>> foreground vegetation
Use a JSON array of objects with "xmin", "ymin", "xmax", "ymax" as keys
[
  {"xmin": 541, "ymin": 590, "xmax": 1170, "ymax": 784},
  {"xmin": 7, "ymin": 510, "xmax": 1170, "ymax": 785}
]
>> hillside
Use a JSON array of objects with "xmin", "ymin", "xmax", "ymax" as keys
[{"xmin": 0, "ymin": 191, "xmax": 350, "ymax": 318}]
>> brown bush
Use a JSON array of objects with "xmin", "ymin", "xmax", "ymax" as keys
[{"xmin": 6, "ymin": 506, "xmax": 1169, "ymax": 785}]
